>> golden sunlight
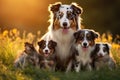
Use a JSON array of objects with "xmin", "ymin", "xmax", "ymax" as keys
[{"xmin": 0, "ymin": 0, "xmax": 51, "ymax": 31}]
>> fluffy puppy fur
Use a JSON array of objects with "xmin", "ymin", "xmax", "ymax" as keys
[
  {"xmin": 41, "ymin": 2, "xmax": 83, "ymax": 72},
  {"xmin": 38, "ymin": 39, "xmax": 57, "ymax": 71},
  {"xmin": 73, "ymin": 29, "xmax": 99, "ymax": 72},
  {"xmin": 14, "ymin": 42, "xmax": 39, "ymax": 69},
  {"xmin": 91, "ymin": 42, "xmax": 116, "ymax": 70}
]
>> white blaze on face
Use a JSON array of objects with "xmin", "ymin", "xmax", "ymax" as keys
[
  {"xmin": 59, "ymin": 5, "xmax": 72, "ymax": 28},
  {"xmin": 97, "ymin": 44, "xmax": 107, "ymax": 56},
  {"xmin": 43, "ymin": 40, "xmax": 50, "ymax": 53},
  {"xmin": 81, "ymin": 31, "xmax": 89, "ymax": 47}
]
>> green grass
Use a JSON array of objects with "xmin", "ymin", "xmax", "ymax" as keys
[{"xmin": 0, "ymin": 29, "xmax": 120, "ymax": 80}]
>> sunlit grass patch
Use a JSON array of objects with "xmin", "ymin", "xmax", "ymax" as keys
[{"xmin": 0, "ymin": 28, "xmax": 120, "ymax": 80}]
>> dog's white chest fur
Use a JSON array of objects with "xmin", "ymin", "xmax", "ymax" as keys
[
  {"xmin": 76, "ymin": 45, "xmax": 94, "ymax": 65},
  {"xmin": 51, "ymin": 29, "xmax": 75, "ymax": 60}
]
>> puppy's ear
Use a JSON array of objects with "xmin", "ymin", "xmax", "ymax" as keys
[
  {"xmin": 74, "ymin": 32, "xmax": 78, "ymax": 39},
  {"xmin": 105, "ymin": 43, "xmax": 112, "ymax": 50},
  {"xmin": 50, "ymin": 40, "xmax": 57, "ymax": 47},
  {"xmin": 90, "ymin": 30, "xmax": 99, "ymax": 39},
  {"xmin": 49, "ymin": 2, "xmax": 61, "ymax": 12},
  {"xmin": 74, "ymin": 31, "xmax": 81, "ymax": 39},
  {"xmin": 71, "ymin": 3, "xmax": 83, "ymax": 15},
  {"xmin": 24, "ymin": 42, "xmax": 32, "ymax": 50},
  {"xmin": 94, "ymin": 32, "xmax": 99, "ymax": 38},
  {"xmin": 25, "ymin": 42, "xmax": 29, "ymax": 47},
  {"xmin": 38, "ymin": 40, "xmax": 44, "ymax": 48}
]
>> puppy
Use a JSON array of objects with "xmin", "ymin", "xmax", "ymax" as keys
[
  {"xmin": 38, "ymin": 39, "xmax": 57, "ymax": 71},
  {"xmin": 91, "ymin": 42, "xmax": 116, "ymax": 70},
  {"xmin": 73, "ymin": 29, "xmax": 99, "ymax": 72},
  {"xmin": 14, "ymin": 42, "xmax": 39, "ymax": 69}
]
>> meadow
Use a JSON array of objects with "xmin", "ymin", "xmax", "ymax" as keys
[{"xmin": 0, "ymin": 28, "xmax": 120, "ymax": 80}]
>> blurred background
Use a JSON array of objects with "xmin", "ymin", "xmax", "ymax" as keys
[{"xmin": 0, "ymin": 0, "xmax": 120, "ymax": 36}]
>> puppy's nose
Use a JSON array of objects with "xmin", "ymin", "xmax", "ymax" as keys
[
  {"xmin": 63, "ymin": 22, "xmax": 67, "ymax": 27},
  {"xmin": 45, "ymin": 50, "xmax": 48, "ymax": 53},
  {"xmin": 98, "ymin": 53, "xmax": 103, "ymax": 57},
  {"xmin": 83, "ymin": 43, "xmax": 87, "ymax": 47}
]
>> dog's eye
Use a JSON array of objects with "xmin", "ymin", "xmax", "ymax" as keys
[
  {"xmin": 59, "ymin": 12, "xmax": 64, "ymax": 18},
  {"xmin": 96, "ymin": 47, "xmax": 100, "ymax": 52},
  {"xmin": 103, "ymin": 47, "xmax": 107, "ymax": 52},
  {"xmin": 87, "ymin": 37, "xmax": 92, "ymax": 40},
  {"xmin": 79, "ymin": 37, "xmax": 83, "ymax": 40},
  {"xmin": 48, "ymin": 45, "xmax": 53, "ymax": 49},
  {"xmin": 67, "ymin": 11, "xmax": 74, "ymax": 19},
  {"xmin": 41, "ymin": 44, "xmax": 46, "ymax": 49}
]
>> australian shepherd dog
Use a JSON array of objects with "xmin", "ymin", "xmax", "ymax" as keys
[
  {"xmin": 14, "ymin": 42, "xmax": 40, "ymax": 69},
  {"xmin": 41, "ymin": 2, "xmax": 83, "ymax": 72},
  {"xmin": 73, "ymin": 29, "xmax": 99, "ymax": 72},
  {"xmin": 37, "ymin": 39, "xmax": 57, "ymax": 71},
  {"xmin": 91, "ymin": 42, "xmax": 116, "ymax": 70}
]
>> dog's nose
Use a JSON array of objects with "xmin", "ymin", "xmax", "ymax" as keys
[
  {"xmin": 98, "ymin": 53, "xmax": 103, "ymax": 57},
  {"xmin": 63, "ymin": 22, "xmax": 67, "ymax": 27},
  {"xmin": 45, "ymin": 50, "xmax": 48, "ymax": 53},
  {"xmin": 83, "ymin": 43, "xmax": 87, "ymax": 47}
]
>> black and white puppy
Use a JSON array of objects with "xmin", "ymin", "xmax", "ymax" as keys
[
  {"xmin": 91, "ymin": 42, "xmax": 116, "ymax": 70},
  {"xmin": 73, "ymin": 29, "xmax": 99, "ymax": 72},
  {"xmin": 14, "ymin": 42, "xmax": 39, "ymax": 69},
  {"xmin": 38, "ymin": 39, "xmax": 57, "ymax": 71}
]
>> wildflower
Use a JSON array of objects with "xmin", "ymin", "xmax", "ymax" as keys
[{"xmin": 3, "ymin": 30, "xmax": 8, "ymax": 37}]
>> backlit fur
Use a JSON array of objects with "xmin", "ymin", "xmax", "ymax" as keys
[{"xmin": 41, "ymin": 2, "xmax": 83, "ymax": 71}]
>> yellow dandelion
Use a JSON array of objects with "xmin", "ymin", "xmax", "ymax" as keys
[
  {"xmin": 12, "ymin": 28, "xmax": 17, "ymax": 34},
  {"xmin": 3, "ymin": 30, "xmax": 8, "ymax": 36}
]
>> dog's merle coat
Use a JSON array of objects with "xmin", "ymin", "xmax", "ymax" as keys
[
  {"xmin": 91, "ymin": 42, "xmax": 116, "ymax": 70},
  {"xmin": 41, "ymin": 2, "xmax": 83, "ymax": 72},
  {"xmin": 14, "ymin": 42, "xmax": 39, "ymax": 69},
  {"xmin": 73, "ymin": 29, "xmax": 99, "ymax": 72}
]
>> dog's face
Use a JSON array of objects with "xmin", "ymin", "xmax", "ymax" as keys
[
  {"xmin": 49, "ymin": 2, "xmax": 83, "ymax": 32},
  {"xmin": 24, "ymin": 42, "xmax": 36, "ymax": 56},
  {"xmin": 74, "ymin": 29, "xmax": 99, "ymax": 51},
  {"xmin": 38, "ymin": 40, "xmax": 57, "ymax": 57},
  {"xmin": 94, "ymin": 43, "xmax": 111, "ymax": 57}
]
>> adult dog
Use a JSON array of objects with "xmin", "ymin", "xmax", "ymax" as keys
[{"xmin": 41, "ymin": 2, "xmax": 83, "ymax": 72}]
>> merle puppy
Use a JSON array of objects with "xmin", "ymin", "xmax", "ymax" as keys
[
  {"xmin": 14, "ymin": 42, "xmax": 39, "ymax": 69},
  {"xmin": 91, "ymin": 42, "xmax": 116, "ymax": 70}
]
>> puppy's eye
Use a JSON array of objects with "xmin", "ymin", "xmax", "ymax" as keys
[
  {"xmin": 96, "ymin": 47, "xmax": 100, "ymax": 52},
  {"xmin": 41, "ymin": 44, "xmax": 46, "ymax": 48},
  {"xmin": 48, "ymin": 45, "xmax": 52, "ymax": 49},
  {"xmin": 87, "ymin": 37, "xmax": 92, "ymax": 40},
  {"xmin": 79, "ymin": 37, "xmax": 83, "ymax": 40},
  {"xmin": 103, "ymin": 47, "xmax": 107, "ymax": 52},
  {"xmin": 79, "ymin": 34, "xmax": 84, "ymax": 40}
]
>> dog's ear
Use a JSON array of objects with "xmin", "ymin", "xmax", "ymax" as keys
[
  {"xmin": 25, "ymin": 42, "xmax": 29, "ymax": 47},
  {"xmin": 50, "ymin": 40, "xmax": 57, "ymax": 47},
  {"xmin": 38, "ymin": 40, "xmax": 45, "ymax": 48},
  {"xmin": 71, "ymin": 3, "xmax": 83, "ymax": 15},
  {"xmin": 105, "ymin": 43, "xmax": 112, "ymax": 50},
  {"xmin": 49, "ymin": 2, "xmax": 61, "ymax": 12},
  {"xmin": 24, "ymin": 42, "xmax": 33, "ymax": 50},
  {"xmin": 90, "ymin": 30, "xmax": 99, "ymax": 39},
  {"xmin": 74, "ymin": 31, "xmax": 81, "ymax": 39}
]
